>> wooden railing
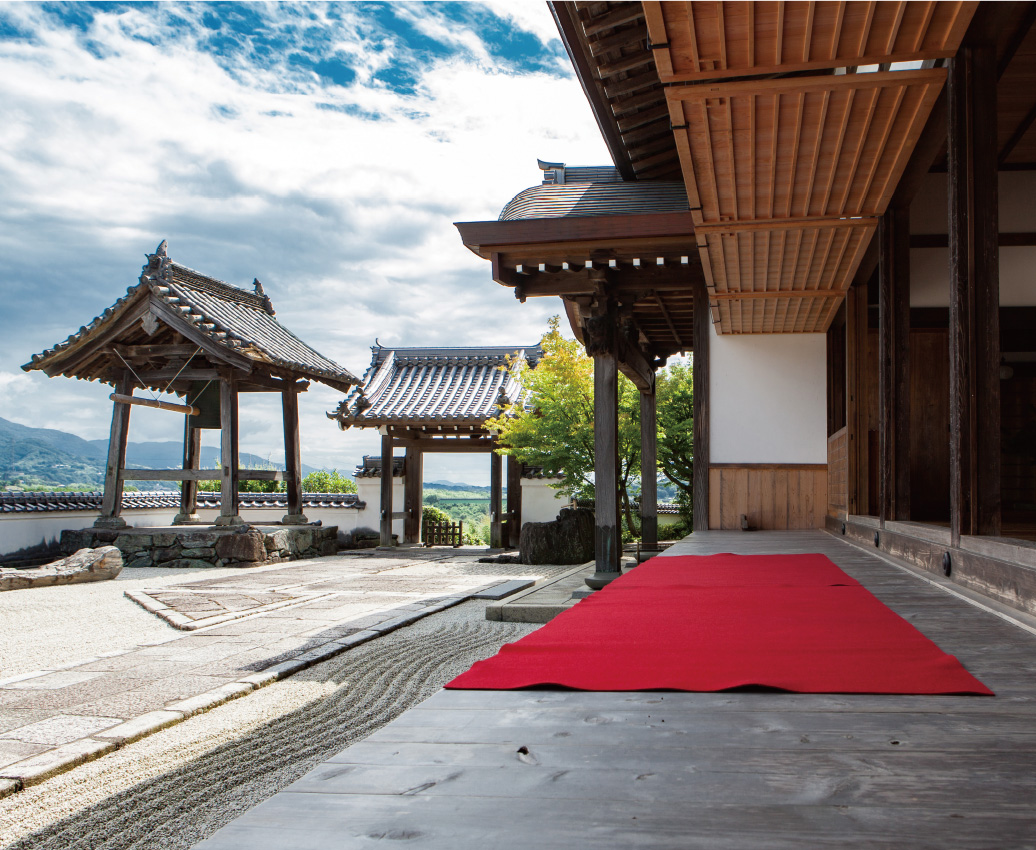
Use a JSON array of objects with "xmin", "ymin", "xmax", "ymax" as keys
[{"xmin": 423, "ymin": 520, "xmax": 464, "ymax": 547}]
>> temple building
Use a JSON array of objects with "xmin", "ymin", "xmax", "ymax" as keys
[
  {"xmin": 456, "ymin": 0, "xmax": 1036, "ymax": 613},
  {"xmin": 328, "ymin": 344, "xmax": 544, "ymax": 547}
]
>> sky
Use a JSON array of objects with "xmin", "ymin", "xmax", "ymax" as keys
[{"xmin": 0, "ymin": 1, "xmax": 609, "ymax": 484}]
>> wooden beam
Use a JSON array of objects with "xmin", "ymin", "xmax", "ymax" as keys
[
  {"xmin": 122, "ymin": 469, "xmax": 223, "ymax": 481},
  {"xmin": 135, "ymin": 369, "xmax": 221, "ymax": 383},
  {"xmin": 380, "ymin": 433, "xmax": 394, "ymax": 547},
  {"xmin": 947, "ymin": 45, "xmax": 1001, "ymax": 544},
  {"xmin": 96, "ymin": 372, "xmax": 132, "ymax": 528},
  {"xmin": 281, "ymin": 385, "xmax": 306, "ymax": 522},
  {"xmin": 911, "ymin": 232, "xmax": 1036, "ymax": 248},
  {"xmin": 392, "ymin": 438, "xmax": 496, "ymax": 453},
  {"xmin": 112, "ymin": 344, "xmax": 200, "ymax": 360},
  {"xmin": 109, "ymin": 393, "xmax": 200, "ymax": 416},
  {"xmin": 404, "ymin": 448, "xmax": 423, "ymax": 544},
  {"xmin": 217, "ymin": 376, "xmax": 241, "ymax": 524},
  {"xmin": 590, "ymin": 349, "xmax": 621, "ymax": 585},
  {"xmin": 490, "ymin": 451, "xmax": 503, "ymax": 549},
  {"xmin": 692, "ymin": 277, "xmax": 710, "ymax": 532},
  {"xmin": 877, "ymin": 207, "xmax": 911, "ymax": 526},
  {"xmin": 709, "ymin": 289, "xmax": 845, "ymax": 300},
  {"xmin": 175, "ymin": 420, "xmax": 201, "ymax": 524},
  {"xmin": 506, "ymin": 454, "xmax": 522, "ymax": 549},
  {"xmin": 639, "ymin": 387, "xmax": 658, "ymax": 553}
]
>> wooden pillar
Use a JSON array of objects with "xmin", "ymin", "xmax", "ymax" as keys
[
  {"xmin": 379, "ymin": 433, "xmax": 394, "ymax": 546},
  {"xmin": 506, "ymin": 453, "xmax": 522, "ymax": 549},
  {"xmin": 281, "ymin": 384, "xmax": 307, "ymax": 524},
  {"xmin": 586, "ymin": 308, "xmax": 621, "ymax": 588},
  {"xmin": 878, "ymin": 206, "xmax": 911, "ymax": 526},
  {"xmin": 948, "ymin": 45, "xmax": 1001, "ymax": 544},
  {"xmin": 639, "ymin": 387, "xmax": 658, "ymax": 556},
  {"xmin": 403, "ymin": 448, "xmax": 423, "ymax": 544},
  {"xmin": 692, "ymin": 276, "xmax": 710, "ymax": 531},
  {"xmin": 489, "ymin": 450, "xmax": 504, "ymax": 548},
  {"xmin": 846, "ymin": 284, "xmax": 869, "ymax": 516},
  {"xmin": 215, "ymin": 375, "xmax": 242, "ymax": 526},
  {"xmin": 96, "ymin": 371, "xmax": 133, "ymax": 529},
  {"xmin": 174, "ymin": 416, "xmax": 201, "ymax": 524}
]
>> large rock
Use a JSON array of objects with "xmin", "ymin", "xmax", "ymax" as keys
[
  {"xmin": 519, "ymin": 507, "xmax": 595, "ymax": 565},
  {"xmin": 214, "ymin": 530, "xmax": 267, "ymax": 563},
  {"xmin": 0, "ymin": 547, "xmax": 123, "ymax": 592}
]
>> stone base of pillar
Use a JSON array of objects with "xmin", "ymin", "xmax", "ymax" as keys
[
  {"xmin": 93, "ymin": 516, "xmax": 128, "ymax": 530},
  {"xmin": 584, "ymin": 570, "xmax": 621, "ymax": 590},
  {"xmin": 172, "ymin": 512, "xmax": 200, "ymax": 525},
  {"xmin": 281, "ymin": 513, "xmax": 310, "ymax": 526},
  {"xmin": 214, "ymin": 515, "xmax": 247, "ymax": 527}
]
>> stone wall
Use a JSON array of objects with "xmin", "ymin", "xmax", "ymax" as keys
[{"xmin": 59, "ymin": 525, "xmax": 339, "ymax": 569}]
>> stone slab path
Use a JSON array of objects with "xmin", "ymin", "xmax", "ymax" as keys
[{"xmin": 0, "ymin": 550, "xmax": 556, "ymax": 797}]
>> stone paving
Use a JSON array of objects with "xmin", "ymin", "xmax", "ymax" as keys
[{"xmin": 0, "ymin": 549, "xmax": 546, "ymax": 798}]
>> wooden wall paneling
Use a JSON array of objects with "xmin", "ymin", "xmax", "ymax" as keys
[
  {"xmin": 909, "ymin": 329, "xmax": 951, "ymax": 523},
  {"xmin": 827, "ymin": 427, "xmax": 849, "ymax": 518},
  {"xmin": 708, "ymin": 467, "xmax": 722, "ymax": 530},
  {"xmin": 846, "ymin": 284, "xmax": 868, "ymax": 515},
  {"xmin": 649, "ymin": 1, "xmax": 978, "ymax": 83},
  {"xmin": 709, "ymin": 465, "xmax": 828, "ymax": 529},
  {"xmin": 774, "ymin": 467, "xmax": 790, "ymax": 529}
]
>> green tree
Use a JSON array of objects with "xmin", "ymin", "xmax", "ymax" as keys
[
  {"xmin": 486, "ymin": 316, "xmax": 643, "ymax": 537},
  {"xmin": 301, "ymin": 469, "xmax": 357, "ymax": 494},
  {"xmin": 656, "ymin": 361, "xmax": 695, "ymax": 525}
]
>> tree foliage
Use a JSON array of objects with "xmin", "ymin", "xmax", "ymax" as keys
[
  {"xmin": 656, "ymin": 361, "xmax": 694, "ymax": 522},
  {"xmin": 301, "ymin": 469, "xmax": 356, "ymax": 494}
]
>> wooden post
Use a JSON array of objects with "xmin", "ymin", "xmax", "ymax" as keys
[
  {"xmin": 878, "ymin": 206, "xmax": 911, "ymax": 526},
  {"xmin": 948, "ymin": 45, "xmax": 1001, "ymax": 545},
  {"xmin": 692, "ymin": 276, "xmax": 710, "ymax": 531},
  {"xmin": 173, "ymin": 416, "xmax": 201, "ymax": 524},
  {"xmin": 281, "ymin": 385, "xmax": 307, "ymax": 524},
  {"xmin": 95, "ymin": 371, "xmax": 133, "ymax": 529},
  {"xmin": 403, "ymin": 447, "xmax": 423, "ymax": 544},
  {"xmin": 506, "ymin": 453, "xmax": 522, "ymax": 549},
  {"xmin": 489, "ymin": 450, "xmax": 503, "ymax": 548},
  {"xmin": 846, "ymin": 284, "xmax": 868, "ymax": 516},
  {"xmin": 585, "ymin": 307, "xmax": 621, "ymax": 588},
  {"xmin": 215, "ymin": 375, "xmax": 243, "ymax": 526},
  {"xmin": 639, "ymin": 387, "xmax": 658, "ymax": 556},
  {"xmin": 380, "ymin": 433, "xmax": 394, "ymax": 546}
]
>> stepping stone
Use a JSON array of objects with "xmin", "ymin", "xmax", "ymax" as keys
[{"xmin": 471, "ymin": 580, "xmax": 535, "ymax": 600}]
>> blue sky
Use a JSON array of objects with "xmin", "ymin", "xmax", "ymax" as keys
[{"xmin": 0, "ymin": 1, "xmax": 609, "ymax": 483}]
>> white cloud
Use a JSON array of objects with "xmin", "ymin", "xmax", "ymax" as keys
[{"xmin": 0, "ymin": 2, "xmax": 605, "ymax": 480}]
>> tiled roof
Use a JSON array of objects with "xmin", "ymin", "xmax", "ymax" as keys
[
  {"xmin": 519, "ymin": 465, "xmax": 563, "ymax": 480},
  {"xmin": 500, "ymin": 180, "xmax": 688, "ymax": 221},
  {"xmin": 353, "ymin": 456, "xmax": 405, "ymax": 478},
  {"xmin": 329, "ymin": 344, "xmax": 542, "ymax": 428},
  {"xmin": 23, "ymin": 242, "xmax": 360, "ymax": 393},
  {"xmin": 0, "ymin": 491, "xmax": 364, "ymax": 513}
]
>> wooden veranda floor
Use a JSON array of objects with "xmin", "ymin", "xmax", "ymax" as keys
[{"xmin": 195, "ymin": 531, "xmax": 1036, "ymax": 849}]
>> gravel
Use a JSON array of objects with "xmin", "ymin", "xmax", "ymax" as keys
[
  {"xmin": 0, "ymin": 563, "xmax": 303, "ymax": 679},
  {"xmin": 0, "ymin": 600, "xmax": 542, "ymax": 850}
]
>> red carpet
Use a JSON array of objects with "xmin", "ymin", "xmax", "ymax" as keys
[{"xmin": 447, "ymin": 554, "xmax": 992, "ymax": 695}]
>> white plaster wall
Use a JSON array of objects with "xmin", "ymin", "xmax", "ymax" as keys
[
  {"xmin": 0, "ymin": 506, "xmax": 369, "ymax": 559},
  {"xmin": 519, "ymin": 478, "xmax": 570, "ymax": 525},
  {"xmin": 353, "ymin": 477, "xmax": 406, "ymax": 538},
  {"xmin": 709, "ymin": 325, "xmax": 828, "ymax": 464}
]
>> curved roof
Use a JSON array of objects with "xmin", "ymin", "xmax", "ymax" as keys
[
  {"xmin": 0, "ymin": 491, "xmax": 364, "ymax": 513},
  {"xmin": 329, "ymin": 344, "xmax": 542, "ymax": 429},
  {"xmin": 500, "ymin": 180, "xmax": 688, "ymax": 221},
  {"xmin": 23, "ymin": 242, "xmax": 360, "ymax": 393}
]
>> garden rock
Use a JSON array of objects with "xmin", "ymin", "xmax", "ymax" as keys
[
  {"xmin": 0, "ymin": 546, "xmax": 123, "ymax": 592},
  {"xmin": 519, "ymin": 507, "xmax": 595, "ymax": 565}
]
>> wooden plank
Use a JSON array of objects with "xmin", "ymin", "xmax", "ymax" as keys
[
  {"xmin": 708, "ymin": 467, "xmax": 721, "ymax": 530},
  {"xmin": 109, "ymin": 393, "xmax": 199, "ymax": 416},
  {"xmin": 98, "ymin": 372, "xmax": 132, "ymax": 524},
  {"xmin": 122, "ymin": 469, "xmax": 222, "ymax": 481}
]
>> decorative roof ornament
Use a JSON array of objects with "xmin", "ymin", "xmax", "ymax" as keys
[{"xmin": 253, "ymin": 278, "xmax": 275, "ymax": 315}]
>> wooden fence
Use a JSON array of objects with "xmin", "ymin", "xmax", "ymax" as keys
[{"xmin": 423, "ymin": 520, "xmax": 464, "ymax": 547}]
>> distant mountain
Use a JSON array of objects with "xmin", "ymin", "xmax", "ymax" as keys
[
  {"xmin": 425, "ymin": 479, "xmax": 491, "ymax": 490},
  {"xmin": 0, "ymin": 417, "xmax": 322, "ymax": 490}
]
